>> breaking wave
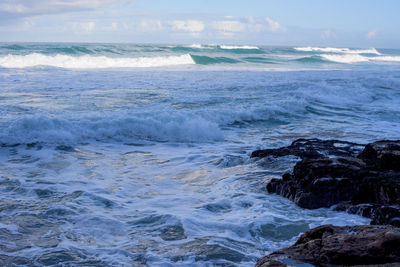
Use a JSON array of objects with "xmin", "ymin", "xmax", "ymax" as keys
[
  {"xmin": 0, "ymin": 53, "xmax": 195, "ymax": 69},
  {"xmin": 219, "ymin": 45, "xmax": 260, "ymax": 50},
  {"xmin": 320, "ymin": 54, "xmax": 400, "ymax": 64},
  {"xmin": 1, "ymin": 113, "xmax": 224, "ymax": 144},
  {"xmin": 295, "ymin": 47, "xmax": 381, "ymax": 55},
  {"xmin": 319, "ymin": 54, "xmax": 370, "ymax": 63}
]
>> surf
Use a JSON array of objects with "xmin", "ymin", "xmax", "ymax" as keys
[
  {"xmin": 0, "ymin": 53, "xmax": 195, "ymax": 69},
  {"xmin": 294, "ymin": 47, "xmax": 381, "ymax": 55}
]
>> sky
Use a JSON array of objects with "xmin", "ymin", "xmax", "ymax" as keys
[{"xmin": 0, "ymin": 0, "xmax": 399, "ymax": 48}]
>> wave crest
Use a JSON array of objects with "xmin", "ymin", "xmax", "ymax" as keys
[
  {"xmin": 0, "ymin": 53, "xmax": 195, "ymax": 69},
  {"xmin": 320, "ymin": 54, "xmax": 370, "ymax": 63},
  {"xmin": 219, "ymin": 45, "xmax": 259, "ymax": 50},
  {"xmin": 320, "ymin": 54, "xmax": 400, "ymax": 64},
  {"xmin": 1, "ymin": 113, "xmax": 224, "ymax": 144},
  {"xmin": 295, "ymin": 47, "xmax": 381, "ymax": 55}
]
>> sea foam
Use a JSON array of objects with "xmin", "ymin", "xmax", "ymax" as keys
[
  {"xmin": 320, "ymin": 54, "xmax": 400, "ymax": 64},
  {"xmin": 320, "ymin": 54, "xmax": 370, "ymax": 63},
  {"xmin": 219, "ymin": 45, "xmax": 260, "ymax": 50},
  {"xmin": 295, "ymin": 47, "xmax": 381, "ymax": 55},
  {"xmin": 0, "ymin": 53, "xmax": 195, "ymax": 69},
  {"xmin": 373, "ymin": 56, "xmax": 400, "ymax": 62}
]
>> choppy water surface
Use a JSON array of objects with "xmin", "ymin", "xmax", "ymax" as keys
[{"xmin": 1, "ymin": 43, "xmax": 400, "ymax": 266}]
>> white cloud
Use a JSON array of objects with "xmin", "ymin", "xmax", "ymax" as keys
[
  {"xmin": 81, "ymin": 21, "xmax": 95, "ymax": 32},
  {"xmin": 139, "ymin": 19, "xmax": 163, "ymax": 32},
  {"xmin": 366, "ymin": 29, "xmax": 377, "ymax": 39},
  {"xmin": 213, "ymin": 20, "xmax": 245, "ymax": 32},
  {"xmin": 265, "ymin": 16, "xmax": 285, "ymax": 32},
  {"xmin": 171, "ymin": 20, "xmax": 204, "ymax": 33},
  {"xmin": 70, "ymin": 21, "xmax": 96, "ymax": 33}
]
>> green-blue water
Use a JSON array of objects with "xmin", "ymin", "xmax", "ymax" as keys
[{"xmin": 1, "ymin": 43, "xmax": 400, "ymax": 69}]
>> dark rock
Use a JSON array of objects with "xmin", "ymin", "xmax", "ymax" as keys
[
  {"xmin": 251, "ymin": 138, "xmax": 363, "ymax": 160},
  {"xmin": 263, "ymin": 139, "xmax": 400, "ymax": 226},
  {"xmin": 358, "ymin": 140, "xmax": 400, "ymax": 171},
  {"xmin": 256, "ymin": 224, "xmax": 400, "ymax": 267},
  {"xmin": 370, "ymin": 206, "xmax": 400, "ymax": 227},
  {"xmin": 257, "ymin": 139, "xmax": 400, "ymax": 267}
]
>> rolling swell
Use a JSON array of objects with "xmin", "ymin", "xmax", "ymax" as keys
[
  {"xmin": 190, "ymin": 55, "xmax": 241, "ymax": 64},
  {"xmin": 243, "ymin": 57, "xmax": 277, "ymax": 64},
  {"xmin": 45, "ymin": 46, "xmax": 95, "ymax": 55},
  {"xmin": 1, "ymin": 44, "xmax": 26, "ymax": 50},
  {"xmin": 294, "ymin": 56, "xmax": 332, "ymax": 64}
]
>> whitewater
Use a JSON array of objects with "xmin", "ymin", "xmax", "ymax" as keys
[{"xmin": 1, "ymin": 43, "xmax": 400, "ymax": 266}]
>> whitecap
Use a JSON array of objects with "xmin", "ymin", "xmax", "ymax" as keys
[
  {"xmin": 219, "ymin": 45, "xmax": 259, "ymax": 50},
  {"xmin": 295, "ymin": 47, "xmax": 381, "ymax": 55},
  {"xmin": 372, "ymin": 56, "xmax": 400, "ymax": 62},
  {"xmin": 0, "ymin": 53, "xmax": 195, "ymax": 69},
  {"xmin": 319, "ymin": 54, "xmax": 370, "ymax": 63}
]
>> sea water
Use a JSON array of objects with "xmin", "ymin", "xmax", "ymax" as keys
[{"xmin": 0, "ymin": 43, "xmax": 400, "ymax": 266}]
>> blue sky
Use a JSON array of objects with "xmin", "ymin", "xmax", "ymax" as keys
[{"xmin": 1, "ymin": 0, "xmax": 399, "ymax": 48}]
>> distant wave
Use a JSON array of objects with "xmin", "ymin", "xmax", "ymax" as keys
[
  {"xmin": 373, "ymin": 56, "xmax": 400, "ymax": 62},
  {"xmin": 190, "ymin": 55, "xmax": 241, "ymax": 64},
  {"xmin": 0, "ymin": 53, "xmax": 195, "ymax": 69},
  {"xmin": 319, "ymin": 54, "xmax": 370, "ymax": 63},
  {"xmin": 185, "ymin": 44, "xmax": 214, "ymax": 49},
  {"xmin": 219, "ymin": 45, "xmax": 260, "ymax": 50},
  {"xmin": 294, "ymin": 56, "xmax": 329, "ymax": 64},
  {"xmin": 320, "ymin": 54, "xmax": 400, "ymax": 64},
  {"xmin": 295, "ymin": 47, "xmax": 381, "ymax": 55}
]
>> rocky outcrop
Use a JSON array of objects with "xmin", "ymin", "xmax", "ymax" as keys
[
  {"xmin": 255, "ymin": 139, "xmax": 400, "ymax": 227},
  {"xmin": 254, "ymin": 139, "xmax": 400, "ymax": 266},
  {"xmin": 251, "ymin": 138, "xmax": 363, "ymax": 160},
  {"xmin": 256, "ymin": 224, "xmax": 400, "ymax": 267},
  {"xmin": 358, "ymin": 140, "xmax": 400, "ymax": 171}
]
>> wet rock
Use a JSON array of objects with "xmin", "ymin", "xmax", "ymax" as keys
[
  {"xmin": 370, "ymin": 206, "xmax": 400, "ymax": 227},
  {"xmin": 256, "ymin": 224, "xmax": 400, "ymax": 267},
  {"xmin": 358, "ymin": 140, "xmax": 400, "ymax": 171},
  {"xmin": 267, "ymin": 158, "xmax": 400, "ymax": 210},
  {"xmin": 251, "ymin": 138, "xmax": 363, "ymax": 160},
  {"xmin": 262, "ymin": 139, "xmax": 400, "ymax": 226}
]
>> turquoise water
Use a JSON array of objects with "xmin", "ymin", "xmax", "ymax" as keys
[
  {"xmin": 0, "ymin": 43, "xmax": 399, "ymax": 266},
  {"xmin": 1, "ymin": 43, "xmax": 400, "ymax": 70}
]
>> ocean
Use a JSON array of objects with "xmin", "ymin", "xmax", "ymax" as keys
[{"xmin": 0, "ymin": 43, "xmax": 399, "ymax": 266}]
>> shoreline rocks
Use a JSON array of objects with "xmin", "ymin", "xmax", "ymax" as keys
[
  {"xmin": 252, "ymin": 139, "xmax": 400, "ymax": 266},
  {"xmin": 256, "ymin": 224, "xmax": 400, "ymax": 267},
  {"xmin": 254, "ymin": 139, "xmax": 400, "ymax": 226}
]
